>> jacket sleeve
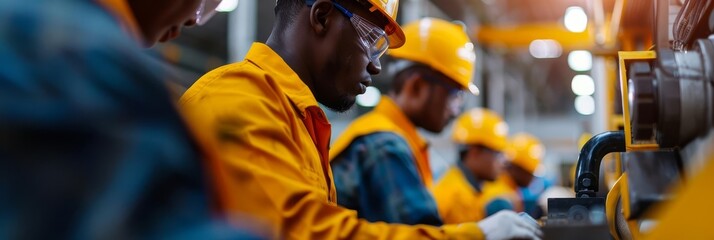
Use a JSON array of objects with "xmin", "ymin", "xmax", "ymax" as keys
[
  {"xmin": 331, "ymin": 133, "xmax": 444, "ymax": 226},
  {"xmin": 180, "ymin": 66, "xmax": 484, "ymax": 240}
]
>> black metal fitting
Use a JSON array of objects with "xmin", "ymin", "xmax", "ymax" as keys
[{"xmin": 574, "ymin": 131, "xmax": 627, "ymax": 198}]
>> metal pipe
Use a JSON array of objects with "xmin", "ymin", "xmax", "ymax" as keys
[
  {"xmin": 574, "ymin": 131, "xmax": 626, "ymax": 198},
  {"xmin": 655, "ymin": 0, "xmax": 670, "ymax": 49}
]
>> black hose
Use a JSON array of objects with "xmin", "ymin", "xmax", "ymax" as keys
[{"xmin": 574, "ymin": 131, "xmax": 626, "ymax": 198}]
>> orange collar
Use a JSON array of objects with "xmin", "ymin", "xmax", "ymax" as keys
[
  {"xmin": 244, "ymin": 43, "xmax": 320, "ymax": 117},
  {"xmin": 95, "ymin": 0, "xmax": 142, "ymax": 42},
  {"xmin": 373, "ymin": 96, "xmax": 428, "ymax": 150}
]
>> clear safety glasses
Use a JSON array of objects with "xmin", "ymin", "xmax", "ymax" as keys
[
  {"xmin": 195, "ymin": 0, "xmax": 224, "ymax": 26},
  {"xmin": 423, "ymin": 72, "xmax": 466, "ymax": 114},
  {"xmin": 307, "ymin": 0, "xmax": 390, "ymax": 67}
]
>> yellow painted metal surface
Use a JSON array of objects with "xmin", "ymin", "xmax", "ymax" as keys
[
  {"xmin": 617, "ymin": 51, "xmax": 660, "ymax": 151},
  {"xmin": 607, "ymin": 175, "xmax": 623, "ymax": 240},
  {"xmin": 617, "ymin": 172, "xmax": 644, "ymax": 239},
  {"xmin": 646, "ymin": 146, "xmax": 714, "ymax": 239},
  {"xmin": 475, "ymin": 23, "xmax": 594, "ymax": 49}
]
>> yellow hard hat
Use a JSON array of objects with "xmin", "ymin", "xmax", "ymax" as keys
[
  {"xmin": 452, "ymin": 108, "xmax": 509, "ymax": 151},
  {"xmin": 506, "ymin": 133, "xmax": 545, "ymax": 175},
  {"xmin": 363, "ymin": 0, "xmax": 405, "ymax": 48},
  {"xmin": 388, "ymin": 18, "xmax": 478, "ymax": 94}
]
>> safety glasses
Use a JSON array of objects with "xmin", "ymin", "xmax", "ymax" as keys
[
  {"xmin": 423, "ymin": 72, "xmax": 464, "ymax": 97},
  {"xmin": 422, "ymin": 72, "xmax": 466, "ymax": 114},
  {"xmin": 307, "ymin": 0, "xmax": 390, "ymax": 67},
  {"xmin": 195, "ymin": 0, "xmax": 224, "ymax": 26},
  {"xmin": 479, "ymin": 145, "xmax": 504, "ymax": 156}
]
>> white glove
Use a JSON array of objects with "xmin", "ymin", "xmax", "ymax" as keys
[{"xmin": 477, "ymin": 210, "xmax": 543, "ymax": 240}]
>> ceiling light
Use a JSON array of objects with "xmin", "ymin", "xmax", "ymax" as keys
[
  {"xmin": 571, "ymin": 75, "xmax": 595, "ymax": 96},
  {"xmin": 356, "ymin": 86, "xmax": 381, "ymax": 107},
  {"xmin": 529, "ymin": 39, "xmax": 563, "ymax": 59},
  {"xmin": 564, "ymin": 6, "xmax": 588, "ymax": 33},
  {"xmin": 575, "ymin": 95, "xmax": 595, "ymax": 115},
  {"xmin": 216, "ymin": 0, "xmax": 239, "ymax": 12},
  {"xmin": 568, "ymin": 50, "xmax": 592, "ymax": 71}
]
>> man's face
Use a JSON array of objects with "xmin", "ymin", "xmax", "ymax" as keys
[
  {"xmin": 507, "ymin": 164, "xmax": 535, "ymax": 187},
  {"xmin": 465, "ymin": 145, "xmax": 505, "ymax": 181},
  {"xmin": 417, "ymin": 71, "xmax": 463, "ymax": 133},
  {"xmin": 311, "ymin": 0, "xmax": 388, "ymax": 112},
  {"xmin": 128, "ymin": 0, "xmax": 203, "ymax": 47}
]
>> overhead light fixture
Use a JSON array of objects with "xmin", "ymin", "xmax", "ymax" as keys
[
  {"xmin": 529, "ymin": 39, "xmax": 563, "ymax": 59},
  {"xmin": 356, "ymin": 86, "xmax": 381, "ymax": 107},
  {"xmin": 564, "ymin": 6, "xmax": 588, "ymax": 33},
  {"xmin": 568, "ymin": 50, "xmax": 593, "ymax": 71},
  {"xmin": 571, "ymin": 75, "xmax": 595, "ymax": 96},
  {"xmin": 575, "ymin": 95, "xmax": 595, "ymax": 115},
  {"xmin": 217, "ymin": 0, "xmax": 239, "ymax": 12}
]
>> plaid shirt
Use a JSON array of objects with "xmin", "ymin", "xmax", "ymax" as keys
[
  {"xmin": 0, "ymin": 0, "xmax": 258, "ymax": 238},
  {"xmin": 330, "ymin": 132, "xmax": 443, "ymax": 226}
]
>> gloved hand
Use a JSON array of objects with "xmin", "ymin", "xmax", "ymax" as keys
[{"xmin": 477, "ymin": 210, "xmax": 543, "ymax": 240}]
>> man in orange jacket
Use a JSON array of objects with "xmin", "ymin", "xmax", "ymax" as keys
[{"xmin": 181, "ymin": 0, "xmax": 541, "ymax": 239}]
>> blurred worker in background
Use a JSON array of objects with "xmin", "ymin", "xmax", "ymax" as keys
[
  {"xmin": 481, "ymin": 133, "xmax": 546, "ymax": 216},
  {"xmin": 181, "ymin": 1, "xmax": 541, "ymax": 238},
  {"xmin": 431, "ymin": 108, "xmax": 510, "ymax": 224},
  {"xmin": 0, "ymin": 0, "xmax": 259, "ymax": 238},
  {"xmin": 329, "ymin": 17, "xmax": 474, "ymax": 226},
  {"xmin": 328, "ymin": 18, "xmax": 540, "ymax": 239}
]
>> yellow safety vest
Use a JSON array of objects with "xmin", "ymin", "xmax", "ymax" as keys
[
  {"xmin": 481, "ymin": 175, "xmax": 523, "ymax": 213},
  {"xmin": 329, "ymin": 96, "xmax": 433, "ymax": 188},
  {"xmin": 431, "ymin": 166, "xmax": 487, "ymax": 224}
]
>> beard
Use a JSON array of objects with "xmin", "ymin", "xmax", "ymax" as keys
[{"xmin": 317, "ymin": 93, "xmax": 355, "ymax": 113}]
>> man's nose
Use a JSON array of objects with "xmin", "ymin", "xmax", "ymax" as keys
[
  {"xmin": 184, "ymin": 19, "xmax": 197, "ymax": 27},
  {"xmin": 367, "ymin": 60, "xmax": 381, "ymax": 75}
]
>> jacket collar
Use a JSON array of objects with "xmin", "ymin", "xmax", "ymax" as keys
[
  {"xmin": 245, "ymin": 43, "xmax": 320, "ymax": 117},
  {"xmin": 374, "ymin": 96, "xmax": 428, "ymax": 150},
  {"xmin": 457, "ymin": 161, "xmax": 483, "ymax": 192}
]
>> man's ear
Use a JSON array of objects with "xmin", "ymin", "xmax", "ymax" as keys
[
  {"xmin": 410, "ymin": 74, "xmax": 432, "ymax": 101},
  {"xmin": 309, "ymin": 0, "xmax": 333, "ymax": 35},
  {"xmin": 401, "ymin": 73, "xmax": 431, "ymax": 108}
]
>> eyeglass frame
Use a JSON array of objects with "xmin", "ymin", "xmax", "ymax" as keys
[
  {"xmin": 305, "ymin": 0, "xmax": 390, "ymax": 67},
  {"xmin": 421, "ymin": 72, "xmax": 464, "ymax": 96},
  {"xmin": 419, "ymin": 70, "xmax": 467, "ymax": 114},
  {"xmin": 195, "ymin": 0, "xmax": 224, "ymax": 26}
]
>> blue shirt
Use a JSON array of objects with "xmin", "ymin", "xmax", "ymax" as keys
[
  {"xmin": 330, "ymin": 132, "xmax": 443, "ymax": 226},
  {"xmin": 0, "ymin": 0, "xmax": 259, "ymax": 238}
]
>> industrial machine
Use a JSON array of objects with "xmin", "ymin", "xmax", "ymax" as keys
[{"xmin": 546, "ymin": 0, "xmax": 714, "ymax": 239}]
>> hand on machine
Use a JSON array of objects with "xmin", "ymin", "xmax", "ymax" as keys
[{"xmin": 477, "ymin": 210, "xmax": 543, "ymax": 240}]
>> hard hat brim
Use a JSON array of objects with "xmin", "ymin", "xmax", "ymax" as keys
[
  {"xmin": 385, "ymin": 19, "xmax": 405, "ymax": 48},
  {"xmin": 364, "ymin": 0, "xmax": 404, "ymax": 49}
]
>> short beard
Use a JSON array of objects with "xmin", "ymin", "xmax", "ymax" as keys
[{"xmin": 320, "ymin": 95, "xmax": 355, "ymax": 113}]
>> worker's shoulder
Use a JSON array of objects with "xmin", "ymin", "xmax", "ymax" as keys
[
  {"xmin": 440, "ymin": 166, "xmax": 465, "ymax": 181},
  {"xmin": 481, "ymin": 180, "xmax": 512, "ymax": 198},
  {"xmin": 342, "ymin": 111, "xmax": 402, "ymax": 136},
  {"xmin": 350, "ymin": 110, "xmax": 392, "ymax": 124},
  {"xmin": 180, "ymin": 60, "xmax": 283, "ymax": 104},
  {"xmin": 350, "ymin": 132, "xmax": 412, "ymax": 154},
  {"xmin": 432, "ymin": 167, "xmax": 464, "ymax": 197}
]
